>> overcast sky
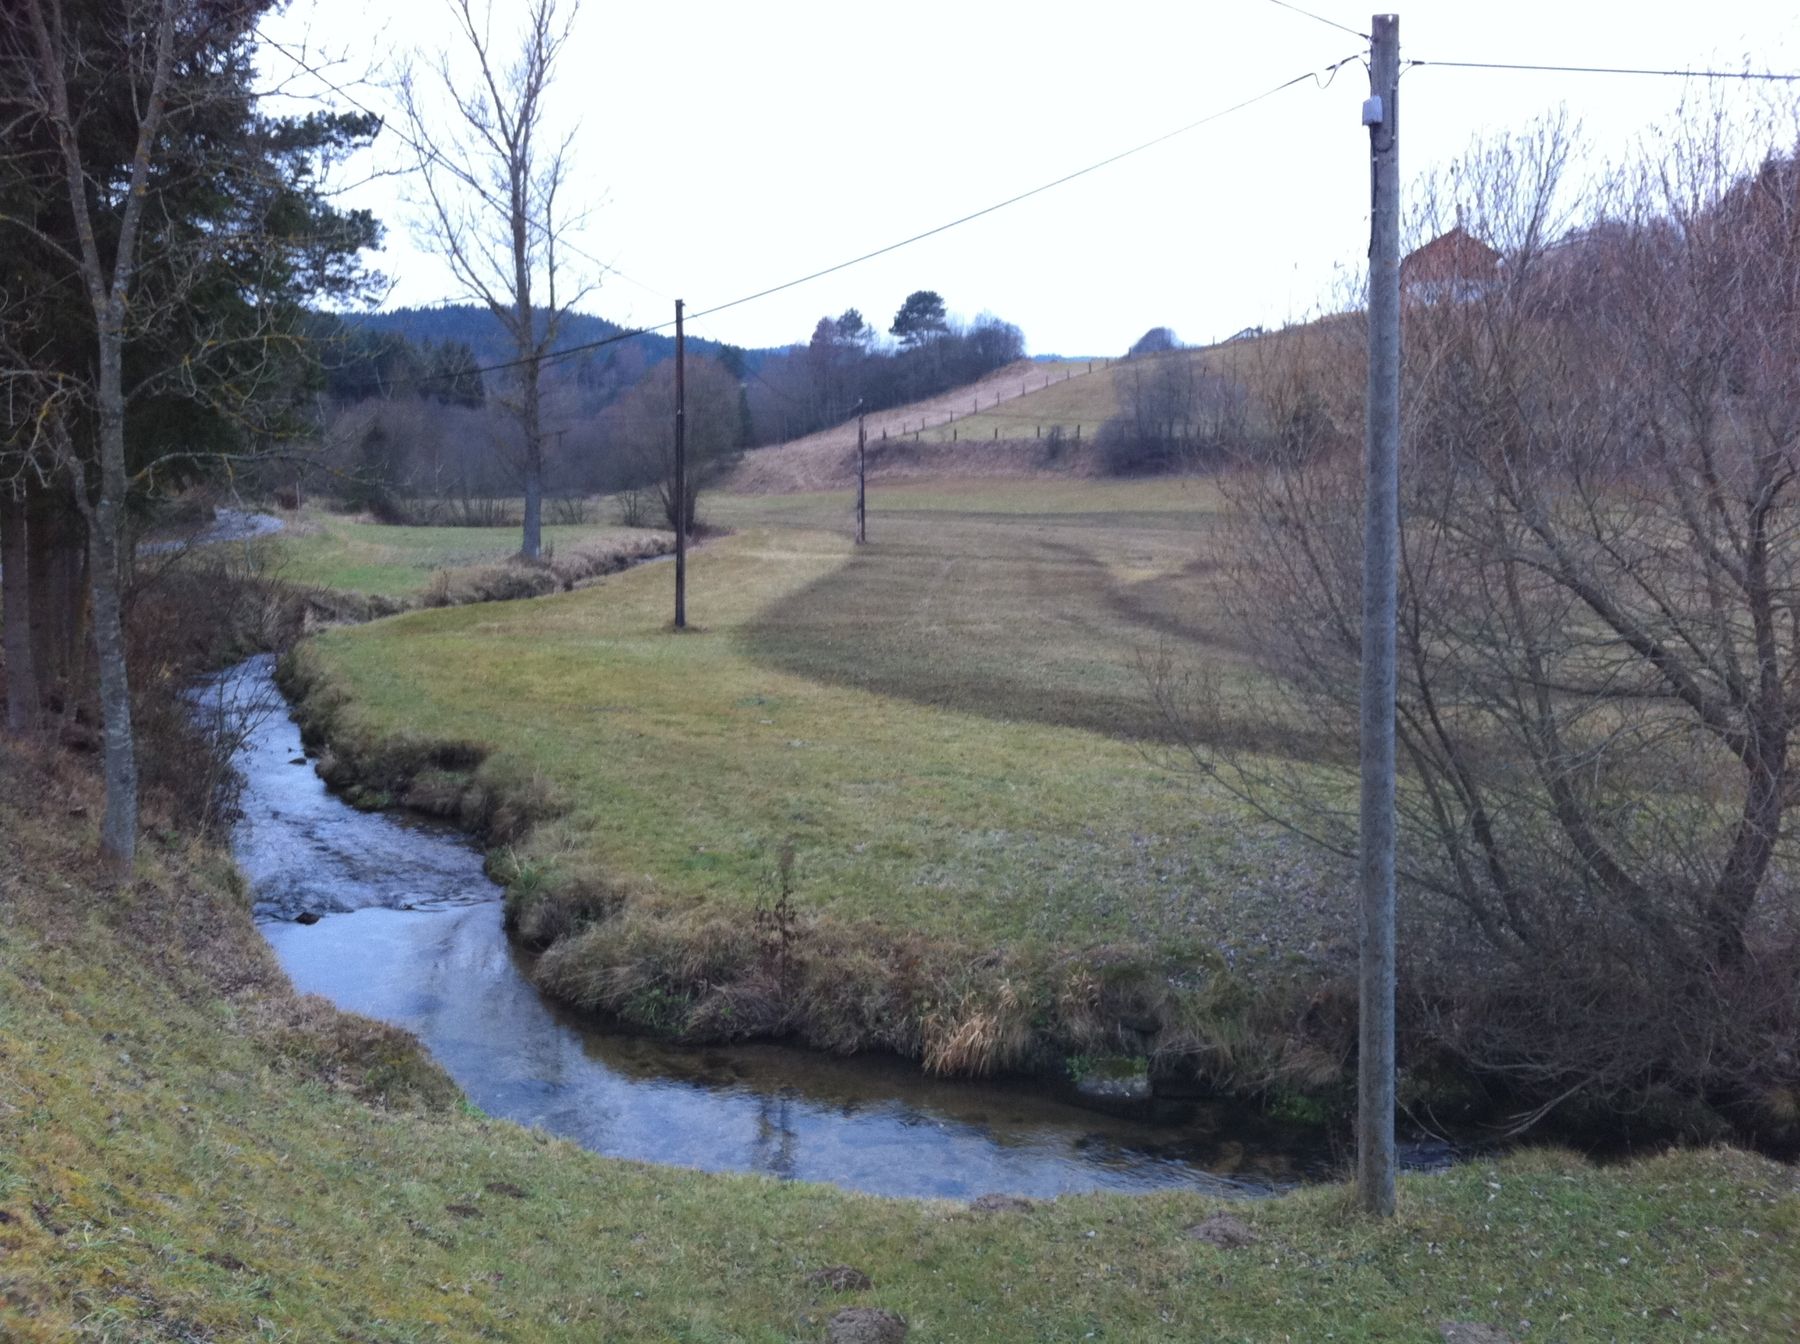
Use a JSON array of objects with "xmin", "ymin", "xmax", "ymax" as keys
[{"xmin": 262, "ymin": 0, "xmax": 1796, "ymax": 357}]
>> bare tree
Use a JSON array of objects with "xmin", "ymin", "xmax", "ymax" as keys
[
  {"xmin": 1164, "ymin": 111, "xmax": 1800, "ymax": 1130},
  {"xmin": 399, "ymin": 0, "xmax": 590, "ymax": 562}
]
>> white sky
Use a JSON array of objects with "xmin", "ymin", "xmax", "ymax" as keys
[{"xmin": 262, "ymin": 0, "xmax": 1796, "ymax": 357}]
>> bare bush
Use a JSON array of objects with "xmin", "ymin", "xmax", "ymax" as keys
[
  {"xmin": 1163, "ymin": 110, "xmax": 1800, "ymax": 1138},
  {"xmin": 602, "ymin": 355, "xmax": 743, "ymax": 532},
  {"xmin": 549, "ymin": 494, "xmax": 591, "ymax": 525},
  {"xmin": 614, "ymin": 485, "xmax": 651, "ymax": 528},
  {"xmin": 1098, "ymin": 357, "xmax": 1251, "ymax": 476},
  {"xmin": 126, "ymin": 550, "xmax": 288, "ymax": 837}
]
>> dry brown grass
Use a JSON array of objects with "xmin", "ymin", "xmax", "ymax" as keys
[{"xmin": 727, "ymin": 358, "xmax": 1099, "ymax": 493}]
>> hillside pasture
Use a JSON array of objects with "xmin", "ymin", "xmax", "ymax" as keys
[
  {"xmin": 723, "ymin": 328, "xmax": 1343, "ymax": 495},
  {"xmin": 727, "ymin": 357, "xmax": 1100, "ymax": 493}
]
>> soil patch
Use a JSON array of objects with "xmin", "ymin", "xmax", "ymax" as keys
[{"xmin": 1186, "ymin": 1212, "xmax": 1258, "ymax": 1249}]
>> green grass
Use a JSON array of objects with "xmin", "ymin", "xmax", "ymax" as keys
[
  {"xmin": 294, "ymin": 480, "xmax": 1313, "ymax": 957},
  {"xmin": 266, "ymin": 512, "xmax": 666, "ymax": 599},
  {"xmin": 3, "ymin": 755, "xmax": 1796, "ymax": 1341}
]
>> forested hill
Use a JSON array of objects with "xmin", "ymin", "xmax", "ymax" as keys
[
  {"xmin": 338, "ymin": 298, "xmax": 1032, "ymax": 450},
  {"xmin": 349, "ymin": 305, "xmax": 771, "ymax": 378}
]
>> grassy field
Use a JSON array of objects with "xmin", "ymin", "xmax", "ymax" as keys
[
  {"xmin": 727, "ymin": 360, "xmax": 1107, "ymax": 493},
  {"xmin": 4, "ymin": 749, "xmax": 1796, "ymax": 1341},
  {"xmin": 288, "ymin": 481, "xmax": 1316, "ymax": 952},
  {"xmin": 909, "ymin": 360, "xmax": 1123, "ymax": 445},
  {"xmin": 265, "ymin": 512, "xmax": 670, "ymax": 600},
  {"xmin": 279, "ymin": 478, "xmax": 1353, "ymax": 1079},
  {"xmin": 725, "ymin": 336, "xmax": 1333, "ymax": 494}
]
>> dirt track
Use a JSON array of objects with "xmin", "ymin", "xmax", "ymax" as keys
[{"xmin": 729, "ymin": 358, "xmax": 1104, "ymax": 493}]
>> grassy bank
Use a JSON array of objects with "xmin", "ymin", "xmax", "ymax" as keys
[
  {"xmin": 3, "ymin": 745, "xmax": 1796, "ymax": 1341},
  {"xmin": 278, "ymin": 480, "xmax": 1357, "ymax": 1088},
  {"xmin": 262, "ymin": 511, "xmax": 673, "ymax": 603}
]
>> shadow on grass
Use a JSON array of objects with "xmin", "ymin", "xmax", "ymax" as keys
[{"xmin": 737, "ymin": 516, "xmax": 1337, "ymax": 762}]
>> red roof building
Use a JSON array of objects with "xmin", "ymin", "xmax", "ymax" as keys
[{"xmin": 1400, "ymin": 224, "xmax": 1502, "ymax": 302}]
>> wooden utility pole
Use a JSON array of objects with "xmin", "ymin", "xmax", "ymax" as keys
[
  {"xmin": 855, "ymin": 403, "xmax": 868, "ymax": 544},
  {"xmin": 1358, "ymin": 11, "xmax": 1401, "ymax": 1218},
  {"xmin": 673, "ymin": 298, "xmax": 687, "ymax": 629}
]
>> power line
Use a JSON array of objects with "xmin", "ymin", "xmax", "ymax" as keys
[
  {"xmin": 1407, "ymin": 57, "xmax": 1800, "ymax": 81},
  {"xmin": 673, "ymin": 54, "xmax": 1361, "ymax": 335},
  {"xmin": 313, "ymin": 49, "xmax": 1358, "ymax": 396},
  {"xmin": 1261, "ymin": 0, "xmax": 1369, "ymax": 42}
]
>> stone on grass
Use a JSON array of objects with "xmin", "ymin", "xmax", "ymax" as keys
[{"xmin": 827, "ymin": 1306, "xmax": 907, "ymax": 1343}]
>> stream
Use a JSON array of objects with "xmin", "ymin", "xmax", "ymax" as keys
[{"xmin": 217, "ymin": 655, "xmax": 1398, "ymax": 1200}]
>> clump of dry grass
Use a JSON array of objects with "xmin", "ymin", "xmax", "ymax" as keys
[{"xmin": 519, "ymin": 871, "xmax": 1329, "ymax": 1093}]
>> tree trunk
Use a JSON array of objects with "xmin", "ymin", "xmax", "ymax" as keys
[
  {"xmin": 515, "ymin": 298, "xmax": 542, "ymax": 561},
  {"xmin": 88, "ymin": 324, "xmax": 138, "ymax": 869},
  {"xmin": 1, "ymin": 494, "xmax": 40, "ymax": 736},
  {"xmin": 521, "ymin": 363, "xmax": 543, "ymax": 561}
]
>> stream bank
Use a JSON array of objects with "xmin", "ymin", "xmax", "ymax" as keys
[{"xmin": 221, "ymin": 655, "xmax": 1449, "ymax": 1197}]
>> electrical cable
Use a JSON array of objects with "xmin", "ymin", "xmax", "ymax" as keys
[
  {"xmin": 1406, "ymin": 57, "xmax": 1800, "ymax": 81},
  {"xmin": 316, "ymin": 49, "xmax": 1362, "ymax": 396},
  {"xmin": 1261, "ymin": 0, "xmax": 1370, "ymax": 42},
  {"xmin": 672, "ymin": 54, "xmax": 1361, "ymax": 336}
]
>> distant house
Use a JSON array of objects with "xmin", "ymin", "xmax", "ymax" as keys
[{"xmin": 1401, "ymin": 223, "xmax": 1501, "ymax": 303}]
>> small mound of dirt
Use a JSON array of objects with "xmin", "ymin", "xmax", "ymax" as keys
[
  {"xmin": 1185, "ymin": 1212, "xmax": 1258, "ymax": 1249},
  {"xmin": 444, "ymin": 1203, "xmax": 483, "ymax": 1219},
  {"xmin": 828, "ymin": 1306, "xmax": 908, "ymax": 1343},
  {"xmin": 201, "ymin": 1251, "xmax": 248, "ymax": 1272},
  {"xmin": 807, "ymin": 1265, "xmax": 873, "ymax": 1293},
  {"xmin": 969, "ymin": 1193, "xmax": 1035, "ymax": 1214},
  {"xmin": 484, "ymin": 1181, "xmax": 530, "ymax": 1199}
]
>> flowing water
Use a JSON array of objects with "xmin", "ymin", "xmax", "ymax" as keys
[{"xmin": 219, "ymin": 655, "xmax": 1402, "ymax": 1200}]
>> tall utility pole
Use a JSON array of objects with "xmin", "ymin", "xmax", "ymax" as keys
[
  {"xmin": 1358, "ymin": 11, "xmax": 1401, "ymax": 1218},
  {"xmin": 854, "ymin": 402, "xmax": 868, "ymax": 544},
  {"xmin": 673, "ymin": 298, "xmax": 687, "ymax": 630}
]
